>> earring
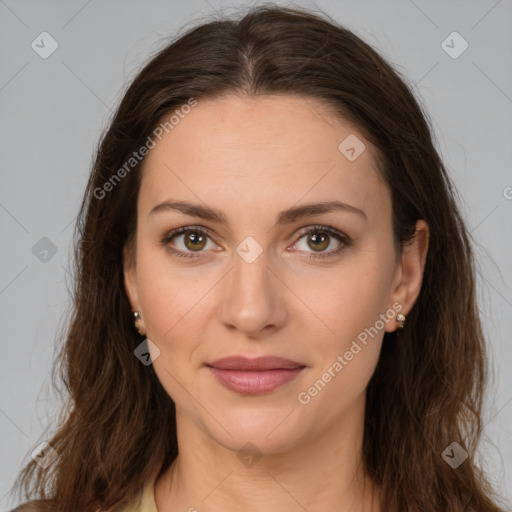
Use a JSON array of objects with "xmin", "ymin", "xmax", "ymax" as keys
[
  {"xmin": 396, "ymin": 313, "xmax": 406, "ymax": 330},
  {"xmin": 133, "ymin": 311, "xmax": 146, "ymax": 336}
]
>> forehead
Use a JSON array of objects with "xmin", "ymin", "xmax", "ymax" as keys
[{"xmin": 138, "ymin": 94, "xmax": 390, "ymax": 224}]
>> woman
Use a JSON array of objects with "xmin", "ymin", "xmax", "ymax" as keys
[{"xmin": 10, "ymin": 5, "xmax": 507, "ymax": 512}]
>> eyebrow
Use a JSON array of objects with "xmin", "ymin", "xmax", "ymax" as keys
[{"xmin": 148, "ymin": 199, "xmax": 368, "ymax": 224}]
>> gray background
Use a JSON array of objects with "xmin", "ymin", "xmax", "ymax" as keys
[{"xmin": 1, "ymin": 0, "xmax": 511, "ymax": 509}]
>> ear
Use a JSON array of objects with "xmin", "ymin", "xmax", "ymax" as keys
[
  {"xmin": 386, "ymin": 219, "xmax": 429, "ymax": 331},
  {"xmin": 123, "ymin": 243, "xmax": 141, "ymax": 312}
]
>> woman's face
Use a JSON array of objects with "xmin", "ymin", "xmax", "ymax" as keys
[{"xmin": 124, "ymin": 94, "xmax": 428, "ymax": 454}]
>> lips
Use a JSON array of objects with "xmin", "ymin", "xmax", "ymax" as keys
[
  {"xmin": 207, "ymin": 356, "xmax": 305, "ymax": 371},
  {"xmin": 206, "ymin": 356, "xmax": 306, "ymax": 395}
]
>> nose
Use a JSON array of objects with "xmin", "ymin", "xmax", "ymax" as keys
[{"xmin": 218, "ymin": 243, "xmax": 288, "ymax": 338}]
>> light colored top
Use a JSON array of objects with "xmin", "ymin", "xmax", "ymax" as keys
[
  {"xmin": 11, "ymin": 468, "xmax": 161, "ymax": 512},
  {"xmin": 120, "ymin": 468, "xmax": 159, "ymax": 512}
]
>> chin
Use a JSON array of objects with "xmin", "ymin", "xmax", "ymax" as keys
[{"xmin": 202, "ymin": 406, "xmax": 306, "ymax": 455}]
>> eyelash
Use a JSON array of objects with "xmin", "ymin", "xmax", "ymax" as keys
[{"xmin": 160, "ymin": 224, "xmax": 351, "ymax": 260}]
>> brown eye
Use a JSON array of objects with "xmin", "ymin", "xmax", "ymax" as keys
[
  {"xmin": 306, "ymin": 232, "xmax": 330, "ymax": 252},
  {"xmin": 161, "ymin": 227, "xmax": 218, "ymax": 259},
  {"xmin": 183, "ymin": 231, "xmax": 207, "ymax": 251},
  {"xmin": 292, "ymin": 225, "xmax": 349, "ymax": 259}
]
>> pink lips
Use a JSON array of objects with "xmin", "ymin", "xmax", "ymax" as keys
[{"xmin": 206, "ymin": 356, "xmax": 306, "ymax": 395}]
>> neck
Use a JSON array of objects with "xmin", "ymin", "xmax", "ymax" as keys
[{"xmin": 155, "ymin": 398, "xmax": 381, "ymax": 512}]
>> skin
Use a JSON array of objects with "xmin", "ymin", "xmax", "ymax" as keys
[{"xmin": 123, "ymin": 94, "xmax": 429, "ymax": 512}]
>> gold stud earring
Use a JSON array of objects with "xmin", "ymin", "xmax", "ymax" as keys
[
  {"xmin": 396, "ymin": 313, "xmax": 406, "ymax": 330},
  {"xmin": 133, "ymin": 311, "xmax": 146, "ymax": 336}
]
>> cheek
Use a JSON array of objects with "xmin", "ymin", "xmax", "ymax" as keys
[
  {"xmin": 296, "ymin": 339, "xmax": 382, "ymax": 433},
  {"xmin": 138, "ymin": 270, "xmax": 211, "ymax": 406},
  {"xmin": 288, "ymin": 261, "xmax": 389, "ymax": 414},
  {"xmin": 287, "ymin": 257, "xmax": 390, "ymax": 347},
  {"xmin": 294, "ymin": 261, "xmax": 390, "ymax": 417},
  {"xmin": 294, "ymin": 269, "xmax": 387, "ymax": 416},
  {"xmin": 137, "ymin": 246, "xmax": 215, "ymax": 333},
  {"xmin": 134, "ymin": 252, "xmax": 213, "ymax": 376}
]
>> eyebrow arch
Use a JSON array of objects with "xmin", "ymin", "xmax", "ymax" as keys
[{"xmin": 148, "ymin": 199, "xmax": 367, "ymax": 224}]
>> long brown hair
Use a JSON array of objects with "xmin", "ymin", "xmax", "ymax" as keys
[{"xmin": 10, "ymin": 5, "xmax": 507, "ymax": 511}]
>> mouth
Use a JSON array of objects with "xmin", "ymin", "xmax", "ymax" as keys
[{"xmin": 205, "ymin": 356, "xmax": 306, "ymax": 395}]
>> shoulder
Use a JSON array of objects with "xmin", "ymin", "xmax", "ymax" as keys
[
  {"xmin": 9, "ymin": 496, "xmax": 144, "ymax": 512},
  {"xmin": 9, "ymin": 503, "xmax": 44, "ymax": 512},
  {"xmin": 8, "ymin": 501, "xmax": 129, "ymax": 512}
]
